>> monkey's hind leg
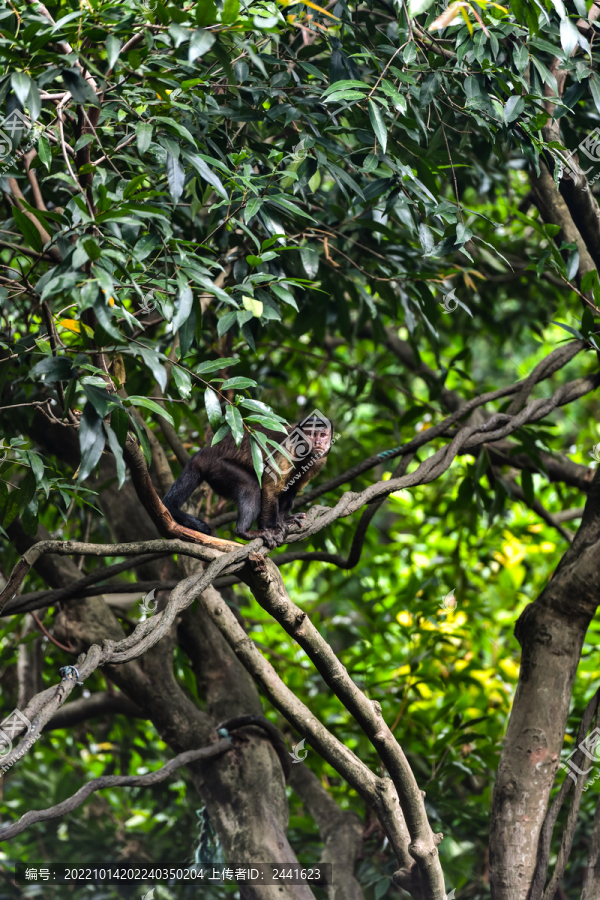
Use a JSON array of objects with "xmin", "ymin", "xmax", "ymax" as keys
[
  {"xmin": 163, "ymin": 455, "xmax": 212, "ymax": 535},
  {"xmin": 231, "ymin": 467, "xmax": 284, "ymax": 549}
]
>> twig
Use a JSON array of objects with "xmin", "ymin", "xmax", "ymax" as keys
[{"xmin": 30, "ymin": 611, "xmax": 76, "ymax": 653}]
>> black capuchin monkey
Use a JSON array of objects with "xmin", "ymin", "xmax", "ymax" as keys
[{"xmin": 163, "ymin": 414, "xmax": 332, "ymax": 548}]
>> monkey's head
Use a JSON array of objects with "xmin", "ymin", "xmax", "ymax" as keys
[{"xmin": 298, "ymin": 415, "xmax": 332, "ymax": 457}]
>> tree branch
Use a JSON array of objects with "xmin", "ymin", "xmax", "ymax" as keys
[
  {"xmin": 530, "ymin": 689, "xmax": 600, "ymax": 900},
  {"xmin": 297, "ymin": 340, "xmax": 589, "ymax": 508},
  {"xmin": 241, "ymin": 553, "xmax": 445, "ymax": 899},
  {"xmin": 43, "ymin": 691, "xmax": 145, "ymax": 731},
  {"xmin": 196, "ymin": 577, "xmax": 419, "ymax": 894},
  {"xmin": 288, "ymin": 763, "xmax": 366, "ymax": 900},
  {"xmin": 0, "ymin": 738, "xmax": 232, "ymax": 840},
  {"xmin": 1, "ymin": 552, "xmax": 170, "ymax": 615},
  {"xmin": 582, "ymin": 793, "xmax": 600, "ymax": 900}
]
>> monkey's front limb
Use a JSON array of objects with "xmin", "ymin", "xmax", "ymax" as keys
[
  {"xmin": 284, "ymin": 512, "xmax": 306, "ymax": 526},
  {"xmin": 236, "ymin": 526, "xmax": 286, "ymax": 549}
]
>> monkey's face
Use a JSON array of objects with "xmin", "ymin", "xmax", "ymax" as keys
[
  {"xmin": 310, "ymin": 427, "xmax": 331, "ymax": 455},
  {"xmin": 300, "ymin": 418, "xmax": 332, "ymax": 457}
]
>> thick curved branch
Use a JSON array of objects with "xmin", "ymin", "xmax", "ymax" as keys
[
  {"xmin": 122, "ymin": 435, "xmax": 238, "ymax": 550},
  {"xmin": 529, "ymin": 160, "xmax": 596, "ymax": 288},
  {"xmin": 0, "ymin": 738, "xmax": 232, "ymax": 841},
  {"xmin": 582, "ymin": 794, "xmax": 600, "ymax": 900},
  {"xmin": 0, "ymin": 538, "xmax": 223, "ymax": 612},
  {"xmin": 540, "ymin": 48, "xmax": 600, "ymax": 273},
  {"xmin": 276, "ymin": 455, "xmax": 413, "ymax": 569},
  {"xmin": 485, "ymin": 442, "xmax": 593, "ymax": 494},
  {"xmin": 1, "ymin": 551, "xmax": 170, "ymax": 616},
  {"xmin": 196, "ymin": 575, "xmax": 418, "ymax": 893},
  {"xmin": 241, "ymin": 554, "xmax": 445, "ymax": 899},
  {"xmin": 285, "ymin": 372, "xmax": 600, "ymax": 547},
  {"xmin": 217, "ymin": 714, "xmax": 292, "ymax": 779},
  {"xmin": 43, "ymin": 691, "xmax": 145, "ymax": 731},
  {"xmin": 297, "ymin": 339, "xmax": 589, "ymax": 508},
  {"xmin": 4, "ymin": 366, "xmax": 597, "ymax": 604},
  {"xmin": 0, "ymin": 542, "xmax": 260, "ymax": 773}
]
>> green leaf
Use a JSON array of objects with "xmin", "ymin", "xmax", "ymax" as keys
[
  {"xmin": 521, "ymin": 470, "xmax": 534, "ymax": 505},
  {"xmin": 566, "ymin": 249, "xmax": 579, "ymax": 281},
  {"xmin": 25, "ymin": 451, "xmax": 45, "ymax": 487},
  {"xmin": 13, "ymin": 208, "xmax": 43, "ymax": 253},
  {"xmin": 103, "ymin": 421, "xmax": 126, "ymax": 488},
  {"xmin": 250, "ymin": 435, "xmax": 264, "ymax": 484},
  {"xmin": 166, "ymin": 152, "xmax": 185, "ymax": 203},
  {"xmin": 127, "ymin": 395, "xmax": 175, "ymax": 425},
  {"xmin": 581, "ymin": 306, "xmax": 594, "ymax": 338},
  {"xmin": 197, "ymin": 357, "xmax": 240, "ymax": 374},
  {"xmin": 22, "ymin": 497, "xmax": 39, "ymax": 537},
  {"xmin": 182, "ymin": 150, "xmax": 229, "ymax": 200},
  {"xmin": 221, "ymin": 376, "xmax": 258, "ymax": 389},
  {"xmin": 368, "ymin": 100, "xmax": 387, "ymax": 154},
  {"xmin": 189, "ymin": 28, "xmax": 216, "ymax": 63},
  {"xmin": 17, "ymin": 469, "xmax": 37, "ymax": 515},
  {"xmin": 106, "ymin": 34, "xmax": 121, "ymax": 70},
  {"xmin": 74, "ymin": 133, "xmax": 94, "ymax": 152},
  {"xmin": 30, "ymin": 355, "xmax": 76, "ymax": 381},
  {"xmin": 131, "ymin": 413, "xmax": 152, "ymax": 466},
  {"xmin": 37, "ymin": 134, "xmax": 51, "ymax": 170},
  {"xmin": 184, "ymin": 271, "xmax": 237, "ymax": 305},
  {"xmin": 93, "ymin": 296, "xmax": 122, "ymax": 342},
  {"xmin": 154, "ymin": 117, "xmax": 197, "ymax": 147},
  {"xmin": 560, "ymin": 18, "xmax": 579, "ymax": 57},
  {"xmin": 590, "ymin": 74, "xmax": 600, "ymax": 117},
  {"xmin": 551, "ymin": 320, "xmax": 584, "ymax": 339},
  {"xmin": 196, "ymin": 0, "xmax": 218, "ymax": 25},
  {"xmin": 504, "ymin": 95, "xmax": 524, "ymax": 124},
  {"xmin": 321, "ymin": 79, "xmax": 369, "ymax": 97},
  {"xmin": 61, "ymin": 68, "xmax": 100, "ymax": 106},
  {"xmin": 173, "ymin": 283, "xmax": 193, "ymax": 332},
  {"xmin": 379, "ymin": 79, "xmax": 407, "ymax": 113},
  {"xmin": 78, "ymin": 402, "xmax": 106, "ymax": 482},
  {"xmin": 204, "ymin": 387, "xmax": 223, "ymax": 427},
  {"xmin": 245, "ymin": 415, "xmax": 288, "ymax": 433},
  {"xmin": 83, "ymin": 383, "xmax": 122, "ymax": 418},
  {"xmin": 222, "ymin": 0, "xmax": 240, "ymax": 23},
  {"xmin": 270, "ymin": 283, "xmax": 298, "ymax": 310},
  {"xmin": 172, "ymin": 365, "xmax": 192, "ymax": 399},
  {"xmin": 225, "ymin": 404, "xmax": 244, "ymax": 446},
  {"xmin": 11, "ymin": 72, "xmax": 31, "ymax": 106},
  {"xmin": 211, "ymin": 423, "xmax": 231, "ymax": 445},
  {"xmin": 324, "ymin": 90, "xmax": 367, "ymax": 104},
  {"xmin": 239, "ymin": 399, "xmax": 288, "ymax": 422},
  {"xmin": 111, "ymin": 407, "xmax": 130, "ymax": 448},
  {"xmin": 136, "ymin": 121, "xmax": 153, "ymax": 154},
  {"xmin": 581, "ymin": 269, "xmax": 599, "ymax": 294},
  {"xmin": 419, "ymin": 73, "xmax": 441, "ymax": 107}
]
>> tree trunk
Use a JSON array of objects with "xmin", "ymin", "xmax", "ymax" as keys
[{"xmin": 489, "ymin": 469, "xmax": 600, "ymax": 899}]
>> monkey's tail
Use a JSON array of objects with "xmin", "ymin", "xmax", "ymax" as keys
[{"xmin": 163, "ymin": 452, "xmax": 212, "ymax": 535}]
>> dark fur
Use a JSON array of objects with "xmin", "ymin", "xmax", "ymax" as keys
[{"xmin": 163, "ymin": 416, "xmax": 332, "ymax": 548}]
